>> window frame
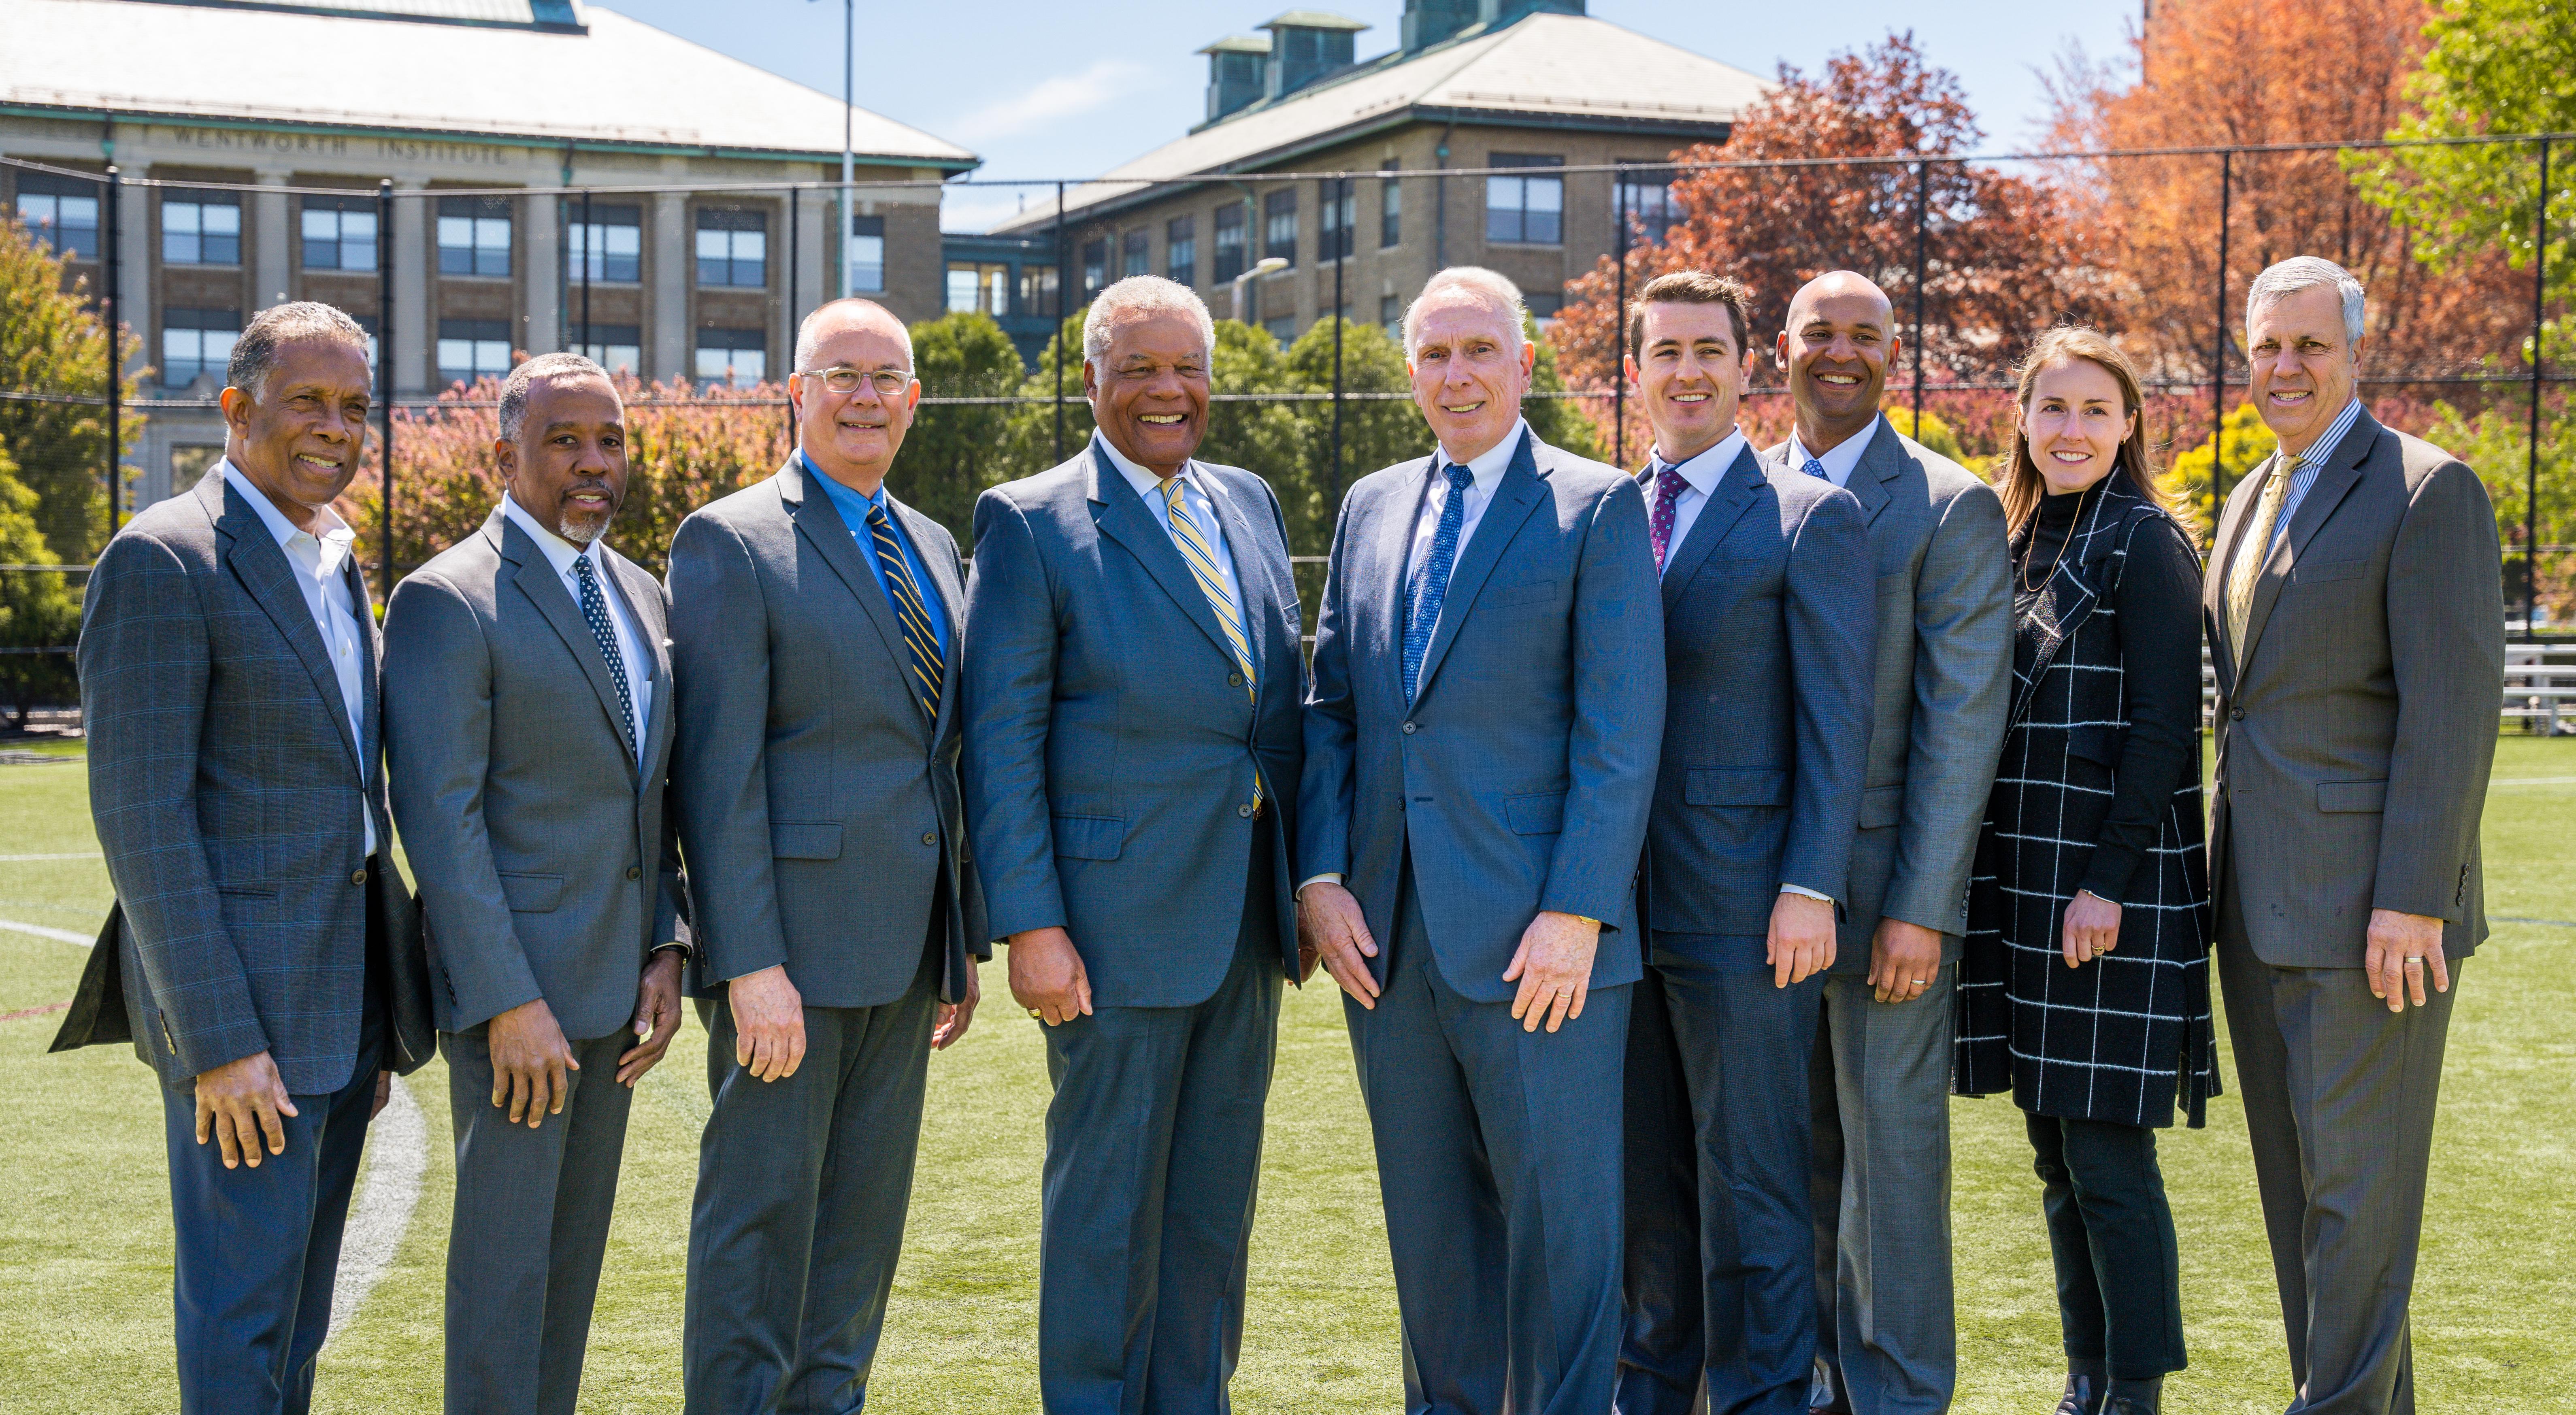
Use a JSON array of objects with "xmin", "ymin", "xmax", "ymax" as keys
[
  {"xmin": 1484, "ymin": 154, "xmax": 1565, "ymax": 247},
  {"xmin": 162, "ymin": 192, "xmax": 242, "ymax": 268},
  {"xmin": 1380, "ymin": 169, "xmax": 1401, "ymax": 249},
  {"xmin": 848, "ymin": 213, "xmax": 885, "ymax": 294},
  {"xmin": 693, "ymin": 326, "xmax": 769, "ymax": 388},
  {"xmin": 1264, "ymin": 188, "xmax": 1298, "ymax": 267},
  {"xmin": 696, "ymin": 207, "xmax": 769, "ymax": 289},
  {"xmin": 436, "ymin": 196, "xmax": 513, "ymax": 279},
  {"xmin": 300, "ymin": 196, "xmax": 380, "ymax": 273},
  {"xmin": 160, "ymin": 306, "xmax": 242, "ymax": 389},
  {"xmin": 1166, "ymin": 215, "xmax": 1196, "ymax": 285},
  {"xmin": 14, "ymin": 174, "xmax": 101, "ymax": 261},
  {"xmin": 435, "ymin": 317, "xmax": 513, "ymax": 388},
  {"xmin": 1212, "ymin": 203, "xmax": 1247, "ymax": 284}
]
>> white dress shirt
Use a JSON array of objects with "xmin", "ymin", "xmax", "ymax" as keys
[
  {"xmin": 1785, "ymin": 414, "xmax": 1884, "ymax": 490},
  {"xmin": 1094, "ymin": 432, "xmax": 1248, "ymax": 629},
  {"xmin": 221, "ymin": 460, "xmax": 374, "ymax": 854},
  {"xmin": 502, "ymin": 493, "xmax": 652, "ymax": 767},
  {"xmin": 1646, "ymin": 427, "xmax": 1749, "ymax": 576}
]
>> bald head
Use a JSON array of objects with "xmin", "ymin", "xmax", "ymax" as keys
[
  {"xmin": 1777, "ymin": 270, "xmax": 1899, "ymax": 454},
  {"xmin": 1784, "ymin": 270, "xmax": 1892, "ymax": 330},
  {"xmin": 794, "ymin": 297, "xmax": 913, "ymax": 374}
]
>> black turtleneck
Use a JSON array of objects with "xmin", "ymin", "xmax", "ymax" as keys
[{"xmin": 2019, "ymin": 487, "xmax": 2205, "ymax": 903}]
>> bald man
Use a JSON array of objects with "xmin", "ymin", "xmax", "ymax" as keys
[
  {"xmin": 1761, "ymin": 272, "xmax": 2010, "ymax": 1415},
  {"xmin": 668, "ymin": 298, "xmax": 986, "ymax": 1413}
]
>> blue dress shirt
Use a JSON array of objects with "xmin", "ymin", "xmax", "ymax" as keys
[{"xmin": 804, "ymin": 451, "xmax": 950, "ymax": 661}]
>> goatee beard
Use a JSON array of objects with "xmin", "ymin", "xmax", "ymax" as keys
[{"xmin": 557, "ymin": 514, "xmax": 607, "ymax": 545}]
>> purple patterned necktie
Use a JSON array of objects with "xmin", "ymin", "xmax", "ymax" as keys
[{"xmin": 1648, "ymin": 459, "xmax": 1689, "ymax": 573}]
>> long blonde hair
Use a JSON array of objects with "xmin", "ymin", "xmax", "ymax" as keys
[{"xmin": 2001, "ymin": 326, "xmax": 2189, "ymax": 534}]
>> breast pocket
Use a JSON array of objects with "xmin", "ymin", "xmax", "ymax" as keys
[
  {"xmin": 1484, "ymin": 578, "xmax": 1559, "ymax": 609},
  {"xmin": 1052, "ymin": 814, "xmax": 1128, "ymax": 861}
]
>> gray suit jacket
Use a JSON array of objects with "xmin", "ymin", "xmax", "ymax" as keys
[
  {"xmin": 961, "ymin": 444, "xmax": 1305, "ymax": 1009},
  {"xmin": 383, "ymin": 508, "xmax": 687, "ymax": 1040},
  {"xmin": 2202, "ymin": 409, "xmax": 2504, "ymax": 964},
  {"xmin": 1300, "ymin": 428, "xmax": 1665, "ymax": 1001},
  {"xmin": 666, "ymin": 457, "xmax": 984, "ymax": 1010},
  {"xmin": 1643, "ymin": 445, "xmax": 1876, "ymax": 956},
  {"xmin": 54, "ymin": 467, "xmax": 434, "ymax": 1093},
  {"xmin": 1761, "ymin": 420, "xmax": 2012, "ymax": 966}
]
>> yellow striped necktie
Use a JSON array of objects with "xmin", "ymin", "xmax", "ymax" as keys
[
  {"xmin": 1158, "ymin": 475, "xmax": 1262, "ymax": 809},
  {"xmin": 864, "ymin": 503, "xmax": 943, "ymax": 720},
  {"xmin": 2225, "ymin": 454, "xmax": 2298, "ymax": 667}
]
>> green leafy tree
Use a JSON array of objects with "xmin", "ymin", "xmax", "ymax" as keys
[
  {"xmin": 895, "ymin": 310, "xmax": 1029, "ymax": 545},
  {"xmin": 1284, "ymin": 317, "xmax": 1433, "ymax": 544},
  {"xmin": 0, "ymin": 442, "xmax": 81, "ymax": 728},
  {"xmin": 2419, "ymin": 395, "xmax": 2576, "ymax": 620},
  {"xmin": 1524, "ymin": 315, "xmax": 1606, "ymax": 465},
  {"xmin": 2169, "ymin": 401, "xmax": 2279, "ymax": 546},
  {"xmin": 0, "ymin": 216, "xmax": 142, "ymax": 565}
]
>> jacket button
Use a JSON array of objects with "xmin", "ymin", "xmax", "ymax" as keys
[
  {"xmin": 1229, "ymin": 672, "xmax": 1244, "ymax": 687},
  {"xmin": 2228, "ymin": 706, "xmax": 2245, "ymax": 720},
  {"xmin": 626, "ymin": 865, "xmax": 642, "ymax": 881},
  {"xmin": 1401, "ymin": 721, "xmax": 1417, "ymax": 734},
  {"xmin": 1237, "ymin": 803, "xmax": 1254, "ymax": 818},
  {"xmin": 350, "ymin": 868, "xmax": 367, "ymax": 885},
  {"xmin": 921, "ymin": 831, "xmax": 938, "ymax": 846}
]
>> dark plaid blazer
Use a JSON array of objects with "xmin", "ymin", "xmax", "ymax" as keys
[
  {"xmin": 1956, "ymin": 481, "xmax": 2218, "ymax": 1128},
  {"xmin": 52, "ymin": 467, "xmax": 434, "ymax": 1094}
]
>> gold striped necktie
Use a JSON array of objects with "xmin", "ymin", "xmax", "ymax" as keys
[
  {"xmin": 864, "ymin": 503, "xmax": 943, "ymax": 720},
  {"xmin": 1159, "ymin": 475, "xmax": 1262, "ymax": 809},
  {"xmin": 2226, "ymin": 453, "xmax": 2299, "ymax": 667}
]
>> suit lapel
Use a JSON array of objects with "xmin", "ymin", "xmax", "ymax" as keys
[
  {"xmin": 2008, "ymin": 486, "xmax": 2119, "ymax": 727},
  {"xmin": 211, "ymin": 475, "xmax": 365, "ymax": 779},
  {"xmin": 1196, "ymin": 468, "xmax": 1277, "ymax": 685},
  {"xmin": 2204, "ymin": 454, "xmax": 2272, "ymax": 700},
  {"xmin": 498, "ymin": 512, "xmax": 640, "ymax": 772},
  {"xmin": 890, "ymin": 494, "xmax": 966, "ymax": 743},
  {"xmin": 346, "ymin": 555, "xmax": 382, "ymax": 786},
  {"xmin": 782, "ymin": 457, "xmax": 932, "ymax": 737},
  {"xmin": 1377, "ymin": 460, "xmax": 1436, "ymax": 703},
  {"xmin": 1414, "ymin": 429, "xmax": 1547, "ymax": 704},
  {"xmin": 2238, "ymin": 415, "xmax": 2376, "ymax": 679},
  {"xmin": 1085, "ymin": 443, "xmax": 1239, "ymax": 672},
  {"xmin": 1845, "ymin": 419, "xmax": 1904, "ymax": 526},
  {"xmin": 1657, "ymin": 443, "xmax": 1765, "ymax": 607},
  {"xmin": 602, "ymin": 547, "xmax": 672, "ymax": 779}
]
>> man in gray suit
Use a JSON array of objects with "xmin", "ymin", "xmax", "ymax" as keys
[
  {"xmin": 2203, "ymin": 257, "xmax": 2503, "ymax": 1415},
  {"xmin": 1760, "ymin": 272, "xmax": 2011, "ymax": 1415},
  {"xmin": 962, "ymin": 275, "xmax": 1306, "ymax": 1414},
  {"xmin": 52, "ymin": 301, "xmax": 435, "ymax": 1414},
  {"xmin": 1300, "ymin": 266, "xmax": 1664, "ymax": 1415},
  {"xmin": 1614, "ymin": 272, "xmax": 1876, "ymax": 1415},
  {"xmin": 383, "ymin": 353, "xmax": 689, "ymax": 1415},
  {"xmin": 668, "ymin": 298, "xmax": 985, "ymax": 1413}
]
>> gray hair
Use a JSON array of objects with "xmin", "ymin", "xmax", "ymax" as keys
[
  {"xmin": 498, "ymin": 351, "xmax": 613, "ymax": 443},
  {"xmin": 2247, "ymin": 256, "xmax": 2367, "ymax": 346},
  {"xmin": 1403, "ymin": 267, "xmax": 1529, "ymax": 356},
  {"xmin": 226, "ymin": 301, "xmax": 371, "ymax": 401},
  {"xmin": 1082, "ymin": 276, "xmax": 1216, "ymax": 367},
  {"xmin": 794, "ymin": 297, "xmax": 915, "ymax": 375}
]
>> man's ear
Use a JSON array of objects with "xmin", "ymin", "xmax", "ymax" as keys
[
  {"xmin": 1775, "ymin": 330, "xmax": 1792, "ymax": 372},
  {"xmin": 492, "ymin": 437, "xmax": 519, "ymax": 487},
  {"xmin": 1080, "ymin": 359, "xmax": 1100, "ymax": 402},
  {"xmin": 219, "ymin": 385, "xmax": 253, "ymax": 435}
]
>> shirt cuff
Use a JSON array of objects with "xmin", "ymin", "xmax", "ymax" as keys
[
  {"xmin": 1296, "ymin": 873, "xmax": 1345, "ymax": 898},
  {"xmin": 1779, "ymin": 883, "xmax": 1835, "ymax": 903}
]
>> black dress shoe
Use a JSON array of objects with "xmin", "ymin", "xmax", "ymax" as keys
[
  {"xmin": 2054, "ymin": 1361, "xmax": 2107, "ymax": 1415},
  {"xmin": 2101, "ymin": 1377, "xmax": 2162, "ymax": 1415}
]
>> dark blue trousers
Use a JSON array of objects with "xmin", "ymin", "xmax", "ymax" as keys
[
  {"xmin": 1618, "ymin": 942, "xmax": 1827, "ymax": 1415},
  {"xmin": 1349, "ymin": 858, "xmax": 1631, "ymax": 1415},
  {"xmin": 160, "ymin": 998, "xmax": 382, "ymax": 1415}
]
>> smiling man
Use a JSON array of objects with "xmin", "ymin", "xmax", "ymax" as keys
[
  {"xmin": 962, "ymin": 274, "xmax": 1306, "ymax": 1413},
  {"xmin": 667, "ymin": 298, "xmax": 986, "ymax": 1412},
  {"xmin": 381, "ymin": 352, "xmax": 689, "ymax": 1415},
  {"xmin": 1763, "ymin": 271, "xmax": 2010, "ymax": 1415},
  {"xmin": 1298, "ymin": 266, "xmax": 1663, "ymax": 1414},
  {"xmin": 56, "ymin": 301, "xmax": 436, "ymax": 1413},
  {"xmin": 2202, "ymin": 257, "xmax": 2503, "ymax": 1415}
]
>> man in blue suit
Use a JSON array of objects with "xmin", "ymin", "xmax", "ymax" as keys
[
  {"xmin": 1609, "ymin": 273, "xmax": 1876, "ymax": 1415},
  {"xmin": 1300, "ymin": 266, "xmax": 1665, "ymax": 1415},
  {"xmin": 962, "ymin": 275, "xmax": 1307, "ymax": 1414}
]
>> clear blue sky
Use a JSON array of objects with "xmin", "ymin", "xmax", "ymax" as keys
[{"xmin": 598, "ymin": 1, "xmax": 2143, "ymax": 230}]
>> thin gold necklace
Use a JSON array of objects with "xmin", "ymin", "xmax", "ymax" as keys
[{"xmin": 2020, "ymin": 483, "xmax": 2090, "ymax": 593}]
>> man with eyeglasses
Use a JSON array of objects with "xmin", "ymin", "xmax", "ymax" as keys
[{"xmin": 666, "ymin": 298, "xmax": 986, "ymax": 1412}]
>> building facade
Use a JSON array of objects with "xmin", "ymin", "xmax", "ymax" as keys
[{"xmin": 3, "ymin": 0, "xmax": 975, "ymax": 506}]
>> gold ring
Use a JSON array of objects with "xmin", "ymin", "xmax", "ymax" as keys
[{"xmin": 1026, "ymin": 1008, "xmax": 1043, "ymax": 1019}]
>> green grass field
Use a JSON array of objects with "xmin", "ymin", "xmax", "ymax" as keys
[{"xmin": 2, "ymin": 739, "xmax": 2571, "ymax": 1413}]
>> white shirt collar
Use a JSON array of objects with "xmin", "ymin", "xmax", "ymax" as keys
[
  {"xmin": 1435, "ymin": 418, "xmax": 1529, "ymax": 491},
  {"xmin": 1786, "ymin": 414, "xmax": 1884, "ymax": 490},
  {"xmin": 219, "ymin": 457, "xmax": 354, "ymax": 560},
  {"xmin": 1653, "ymin": 427, "xmax": 1748, "ymax": 497},
  {"xmin": 1092, "ymin": 430, "xmax": 1199, "ymax": 503},
  {"xmin": 2284, "ymin": 398, "xmax": 2365, "ymax": 467},
  {"xmin": 499, "ymin": 491, "xmax": 601, "ymax": 581}
]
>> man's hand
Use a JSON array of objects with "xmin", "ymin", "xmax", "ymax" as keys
[
  {"xmin": 489, "ymin": 996, "xmax": 579, "ymax": 1128},
  {"xmin": 2061, "ymin": 890, "xmax": 2122, "ymax": 969},
  {"xmin": 932, "ymin": 956, "xmax": 983, "ymax": 1050},
  {"xmin": 371, "ymin": 1070, "xmax": 393, "ymax": 1120},
  {"xmin": 727, "ymin": 963, "xmax": 807, "ymax": 1081},
  {"xmin": 1767, "ymin": 893, "xmax": 1838, "ymax": 989},
  {"xmin": 1008, "ymin": 928, "xmax": 1092, "ymax": 1026},
  {"xmin": 195, "ymin": 1051, "xmax": 298, "ymax": 1169},
  {"xmin": 1868, "ymin": 918, "xmax": 1944, "ymax": 1004},
  {"xmin": 1297, "ymin": 881, "xmax": 1380, "ymax": 1009},
  {"xmin": 2366, "ymin": 908, "xmax": 2450, "ymax": 1014},
  {"xmin": 616, "ymin": 950, "xmax": 686, "ymax": 1086},
  {"xmin": 1504, "ymin": 911, "xmax": 1599, "ymax": 1033}
]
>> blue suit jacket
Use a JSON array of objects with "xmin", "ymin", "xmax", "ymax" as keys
[
  {"xmin": 962, "ymin": 445, "xmax": 1305, "ymax": 1009},
  {"xmin": 1641, "ymin": 445, "xmax": 1876, "ymax": 961},
  {"xmin": 1300, "ymin": 428, "xmax": 1665, "ymax": 1002}
]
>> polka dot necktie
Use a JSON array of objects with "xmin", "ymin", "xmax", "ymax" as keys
[
  {"xmin": 572, "ymin": 555, "xmax": 635, "ymax": 754},
  {"xmin": 1648, "ymin": 457, "xmax": 1689, "ymax": 573},
  {"xmin": 1802, "ymin": 456, "xmax": 1831, "ymax": 482}
]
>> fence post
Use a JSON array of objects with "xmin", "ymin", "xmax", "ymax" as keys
[
  {"xmin": 104, "ymin": 165, "xmax": 121, "ymax": 530},
  {"xmin": 2212, "ymin": 149, "xmax": 2233, "ymax": 513},
  {"xmin": 1613, "ymin": 168, "xmax": 1626, "ymax": 467},
  {"xmin": 1331, "ymin": 174, "xmax": 1345, "ymax": 508},
  {"xmin": 377, "ymin": 178, "xmax": 396, "ymax": 602},
  {"xmin": 788, "ymin": 183, "xmax": 800, "ymax": 450},
  {"xmin": 1912, "ymin": 158, "xmax": 1927, "ymax": 430},
  {"xmin": 1053, "ymin": 181, "xmax": 1066, "ymax": 464},
  {"xmin": 2528, "ymin": 137, "xmax": 2550, "ymax": 638}
]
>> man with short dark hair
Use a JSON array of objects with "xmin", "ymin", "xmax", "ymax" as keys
[
  {"xmin": 55, "ymin": 300, "xmax": 436, "ymax": 1414},
  {"xmin": 383, "ymin": 351, "xmax": 688, "ymax": 1415},
  {"xmin": 1616, "ymin": 271, "xmax": 1876, "ymax": 1415}
]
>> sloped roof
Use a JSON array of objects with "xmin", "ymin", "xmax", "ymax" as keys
[
  {"xmin": 991, "ymin": 11, "xmax": 1771, "ymax": 234},
  {"xmin": 0, "ymin": 0, "xmax": 977, "ymax": 166}
]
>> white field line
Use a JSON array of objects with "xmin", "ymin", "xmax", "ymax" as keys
[
  {"xmin": 0, "ymin": 916, "xmax": 92, "ymax": 945},
  {"xmin": 0, "ymin": 853, "xmax": 102, "ymax": 861},
  {"xmin": 326, "ymin": 1070, "xmax": 428, "ymax": 1346},
  {"xmin": 2493, "ymin": 776, "xmax": 2576, "ymax": 786}
]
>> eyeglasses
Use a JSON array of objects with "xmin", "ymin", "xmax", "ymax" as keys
[{"xmin": 794, "ymin": 366, "xmax": 913, "ymax": 397}]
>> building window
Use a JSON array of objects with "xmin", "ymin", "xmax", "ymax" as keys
[
  {"xmin": 1381, "ymin": 170, "xmax": 1401, "ymax": 248},
  {"xmin": 697, "ymin": 208, "xmax": 768, "ymax": 288},
  {"xmin": 1320, "ymin": 181, "xmax": 1356, "ymax": 262},
  {"xmin": 301, "ymin": 196, "xmax": 379, "ymax": 272},
  {"xmin": 353, "ymin": 312, "xmax": 381, "ymax": 370},
  {"xmin": 162, "ymin": 307, "xmax": 241, "ymax": 389},
  {"xmin": 1122, "ymin": 229, "xmax": 1150, "ymax": 280},
  {"xmin": 1166, "ymin": 215, "xmax": 1196, "ymax": 285},
  {"xmin": 437, "ymin": 196, "xmax": 513, "ymax": 278},
  {"xmin": 162, "ymin": 193, "xmax": 241, "ymax": 267},
  {"xmin": 1213, "ymin": 203, "xmax": 1246, "ymax": 283},
  {"xmin": 1618, "ymin": 166, "xmax": 1681, "ymax": 244},
  {"xmin": 1527, "ymin": 289, "xmax": 1564, "ymax": 322},
  {"xmin": 437, "ymin": 318, "xmax": 512, "ymax": 387},
  {"xmin": 1021, "ymin": 265, "xmax": 1060, "ymax": 320},
  {"xmin": 849, "ymin": 214, "xmax": 884, "ymax": 293},
  {"xmin": 1380, "ymin": 293, "xmax": 1401, "ymax": 328},
  {"xmin": 568, "ymin": 202, "xmax": 642, "ymax": 283},
  {"xmin": 1486, "ymin": 154, "xmax": 1564, "ymax": 246},
  {"xmin": 14, "ymin": 174, "xmax": 100, "ymax": 260},
  {"xmin": 1264, "ymin": 189, "xmax": 1297, "ymax": 266},
  {"xmin": 570, "ymin": 323, "xmax": 641, "ymax": 376},
  {"xmin": 695, "ymin": 327, "xmax": 767, "ymax": 387},
  {"xmin": 1081, "ymin": 238, "xmax": 1107, "ymax": 300},
  {"xmin": 1264, "ymin": 315, "xmax": 1297, "ymax": 345},
  {"xmin": 947, "ymin": 263, "xmax": 1010, "ymax": 317}
]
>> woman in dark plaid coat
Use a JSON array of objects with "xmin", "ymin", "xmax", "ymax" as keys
[{"xmin": 1955, "ymin": 328, "xmax": 2214, "ymax": 1415}]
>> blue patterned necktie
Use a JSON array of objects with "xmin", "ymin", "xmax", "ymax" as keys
[
  {"xmin": 865, "ymin": 504, "xmax": 943, "ymax": 720},
  {"xmin": 1403, "ymin": 462, "xmax": 1475, "ymax": 703},
  {"xmin": 1801, "ymin": 455, "xmax": 1831, "ymax": 482},
  {"xmin": 571, "ymin": 555, "xmax": 636, "ymax": 752}
]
